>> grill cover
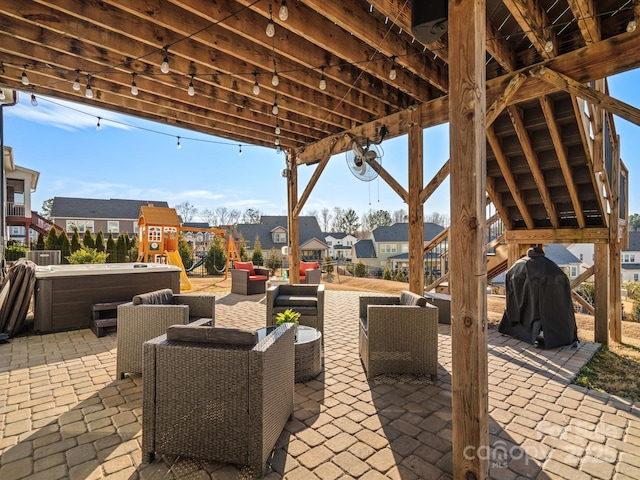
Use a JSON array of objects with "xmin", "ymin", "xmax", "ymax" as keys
[{"xmin": 499, "ymin": 247, "xmax": 578, "ymax": 349}]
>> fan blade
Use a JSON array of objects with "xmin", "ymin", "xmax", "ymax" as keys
[
  {"xmin": 352, "ymin": 141, "xmax": 366, "ymax": 157},
  {"xmin": 365, "ymin": 150, "xmax": 377, "ymax": 161},
  {"xmin": 352, "ymin": 161, "xmax": 367, "ymax": 174}
]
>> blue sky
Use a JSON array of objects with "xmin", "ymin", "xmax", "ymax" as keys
[{"xmin": 2, "ymin": 68, "xmax": 639, "ymax": 224}]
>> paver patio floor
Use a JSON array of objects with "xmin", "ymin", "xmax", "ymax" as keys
[{"xmin": 1, "ymin": 290, "xmax": 639, "ymax": 479}]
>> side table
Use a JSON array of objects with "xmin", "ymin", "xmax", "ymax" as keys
[{"xmin": 257, "ymin": 325, "xmax": 322, "ymax": 382}]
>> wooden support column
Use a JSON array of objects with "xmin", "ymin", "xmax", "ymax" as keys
[
  {"xmin": 408, "ymin": 107, "xmax": 424, "ymax": 294},
  {"xmin": 286, "ymin": 153, "xmax": 300, "ymax": 284},
  {"xmin": 449, "ymin": 0, "xmax": 489, "ymax": 478},
  {"xmin": 507, "ymin": 240, "xmax": 520, "ymax": 268},
  {"xmin": 609, "ymin": 133, "xmax": 622, "ymax": 343},
  {"xmin": 594, "ymin": 243, "xmax": 609, "ymax": 345}
]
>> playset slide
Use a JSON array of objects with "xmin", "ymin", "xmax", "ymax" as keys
[{"xmin": 165, "ymin": 250, "xmax": 192, "ymax": 291}]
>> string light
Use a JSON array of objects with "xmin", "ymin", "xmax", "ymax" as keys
[
  {"xmin": 30, "ymin": 94, "xmax": 38, "ymax": 106},
  {"xmin": 238, "ymin": 144, "xmax": 243, "ymax": 156},
  {"xmin": 319, "ymin": 66, "xmax": 327, "ymax": 90},
  {"xmin": 160, "ymin": 47, "xmax": 170, "ymax": 74},
  {"xmin": 85, "ymin": 75, "xmax": 93, "ymax": 98},
  {"xmin": 187, "ymin": 74, "xmax": 195, "ymax": 96},
  {"xmin": 0, "ymin": 90, "xmax": 5, "ymax": 101},
  {"xmin": 176, "ymin": 136, "xmax": 182, "ymax": 149},
  {"xmin": 276, "ymin": 145, "xmax": 282, "ymax": 154},
  {"xmin": 72, "ymin": 69, "xmax": 81, "ymax": 91},
  {"xmin": 628, "ymin": 18, "xmax": 637, "ymax": 33},
  {"xmin": 21, "ymin": 66, "xmax": 29, "ymax": 86},
  {"xmin": 272, "ymin": 70, "xmax": 279, "ymax": 87},
  {"xmin": 266, "ymin": 3, "xmax": 276, "ymax": 37},
  {"xmin": 389, "ymin": 56, "xmax": 397, "ymax": 80},
  {"xmin": 275, "ymin": 123, "xmax": 281, "ymax": 135},
  {"xmin": 96, "ymin": 116, "xmax": 102, "ymax": 130},
  {"xmin": 275, "ymin": 137, "xmax": 280, "ymax": 146},
  {"xmin": 278, "ymin": 0, "xmax": 289, "ymax": 22},
  {"xmin": 272, "ymin": 102, "xmax": 279, "ymax": 115},
  {"xmin": 252, "ymin": 72, "xmax": 260, "ymax": 95},
  {"xmin": 131, "ymin": 73, "xmax": 139, "ymax": 96}
]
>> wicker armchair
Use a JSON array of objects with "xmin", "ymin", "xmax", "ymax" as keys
[
  {"xmin": 266, "ymin": 284, "xmax": 325, "ymax": 335},
  {"xmin": 142, "ymin": 322, "xmax": 295, "ymax": 478},
  {"xmin": 231, "ymin": 261, "xmax": 270, "ymax": 295},
  {"xmin": 359, "ymin": 291, "xmax": 438, "ymax": 380},
  {"xmin": 116, "ymin": 289, "xmax": 216, "ymax": 379}
]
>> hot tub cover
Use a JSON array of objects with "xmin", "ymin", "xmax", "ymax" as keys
[{"xmin": 498, "ymin": 247, "xmax": 578, "ymax": 349}]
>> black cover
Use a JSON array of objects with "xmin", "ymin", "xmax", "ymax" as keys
[
  {"xmin": 0, "ymin": 258, "xmax": 37, "ymax": 338},
  {"xmin": 499, "ymin": 247, "xmax": 578, "ymax": 349}
]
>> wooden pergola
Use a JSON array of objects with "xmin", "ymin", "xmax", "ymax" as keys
[{"xmin": 0, "ymin": 1, "xmax": 637, "ymax": 477}]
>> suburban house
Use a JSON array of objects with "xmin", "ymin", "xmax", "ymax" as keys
[
  {"xmin": 182, "ymin": 221, "xmax": 216, "ymax": 255},
  {"xmin": 323, "ymin": 232, "xmax": 357, "ymax": 260},
  {"xmin": 235, "ymin": 215, "xmax": 328, "ymax": 263},
  {"xmin": 2, "ymin": 146, "xmax": 52, "ymax": 245},
  {"xmin": 351, "ymin": 222, "xmax": 446, "ymax": 273},
  {"xmin": 622, "ymin": 231, "xmax": 640, "ymax": 282},
  {"xmin": 50, "ymin": 197, "xmax": 169, "ymax": 238}
]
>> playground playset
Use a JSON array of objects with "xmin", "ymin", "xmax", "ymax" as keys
[{"xmin": 136, "ymin": 205, "xmax": 240, "ymax": 290}]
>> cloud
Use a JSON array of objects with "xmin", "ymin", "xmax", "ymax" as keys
[{"xmin": 6, "ymin": 93, "xmax": 132, "ymax": 132}]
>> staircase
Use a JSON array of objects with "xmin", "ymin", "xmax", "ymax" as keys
[{"xmin": 30, "ymin": 211, "xmax": 64, "ymax": 236}]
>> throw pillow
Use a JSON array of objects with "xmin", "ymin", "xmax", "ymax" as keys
[{"xmin": 234, "ymin": 261, "xmax": 256, "ymax": 276}]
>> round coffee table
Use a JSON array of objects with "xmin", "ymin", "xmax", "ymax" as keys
[{"xmin": 258, "ymin": 325, "xmax": 322, "ymax": 382}]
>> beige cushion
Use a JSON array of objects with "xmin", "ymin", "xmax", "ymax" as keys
[
  {"xmin": 133, "ymin": 288, "xmax": 174, "ymax": 305},
  {"xmin": 167, "ymin": 325, "xmax": 258, "ymax": 346},
  {"xmin": 399, "ymin": 291, "xmax": 427, "ymax": 307}
]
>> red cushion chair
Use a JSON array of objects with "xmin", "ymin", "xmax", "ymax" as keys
[
  {"xmin": 298, "ymin": 261, "xmax": 321, "ymax": 284},
  {"xmin": 231, "ymin": 262, "xmax": 269, "ymax": 295}
]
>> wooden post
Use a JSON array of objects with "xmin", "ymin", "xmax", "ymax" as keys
[
  {"xmin": 449, "ymin": 0, "xmax": 489, "ymax": 478},
  {"xmin": 287, "ymin": 153, "xmax": 300, "ymax": 284},
  {"xmin": 609, "ymin": 133, "xmax": 621, "ymax": 342},
  {"xmin": 408, "ymin": 107, "xmax": 424, "ymax": 294},
  {"xmin": 594, "ymin": 243, "xmax": 609, "ymax": 345},
  {"xmin": 507, "ymin": 240, "xmax": 520, "ymax": 268}
]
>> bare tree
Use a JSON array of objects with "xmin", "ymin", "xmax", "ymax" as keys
[
  {"xmin": 331, "ymin": 207, "xmax": 344, "ymax": 232},
  {"xmin": 215, "ymin": 207, "xmax": 230, "ymax": 225},
  {"xmin": 425, "ymin": 211, "xmax": 450, "ymax": 227},
  {"xmin": 199, "ymin": 208, "xmax": 217, "ymax": 226},
  {"xmin": 228, "ymin": 209, "xmax": 242, "ymax": 224},
  {"xmin": 320, "ymin": 207, "xmax": 332, "ymax": 231},
  {"xmin": 392, "ymin": 209, "xmax": 408, "ymax": 223},
  {"xmin": 243, "ymin": 208, "xmax": 262, "ymax": 224},
  {"xmin": 175, "ymin": 201, "xmax": 198, "ymax": 223}
]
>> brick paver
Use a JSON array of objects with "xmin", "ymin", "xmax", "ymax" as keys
[{"xmin": 1, "ymin": 290, "xmax": 638, "ymax": 479}]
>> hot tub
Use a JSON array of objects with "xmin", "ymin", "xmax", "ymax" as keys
[{"xmin": 33, "ymin": 263, "xmax": 181, "ymax": 333}]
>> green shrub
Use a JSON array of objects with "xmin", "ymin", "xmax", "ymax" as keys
[
  {"xmin": 395, "ymin": 268, "xmax": 406, "ymax": 282},
  {"xmin": 205, "ymin": 236, "xmax": 226, "ymax": 275},
  {"xmin": 266, "ymin": 248, "xmax": 282, "ymax": 276},
  {"xmin": 95, "ymin": 231, "xmax": 106, "ymax": 252},
  {"xmin": 178, "ymin": 236, "xmax": 194, "ymax": 269},
  {"xmin": 323, "ymin": 256, "xmax": 334, "ymax": 275},
  {"xmin": 5, "ymin": 243, "xmax": 27, "ymax": 261},
  {"xmin": 45, "ymin": 228, "xmax": 59, "ymax": 250},
  {"xmin": 633, "ymin": 300, "xmax": 640, "ymax": 323},
  {"xmin": 71, "ymin": 228, "xmax": 81, "ymax": 253},
  {"xmin": 383, "ymin": 265, "xmax": 393, "ymax": 280},
  {"xmin": 275, "ymin": 308, "xmax": 300, "ymax": 326},
  {"xmin": 252, "ymin": 237, "xmax": 264, "ymax": 266},
  {"xmin": 83, "ymin": 229, "xmax": 95, "ymax": 249},
  {"xmin": 354, "ymin": 260, "xmax": 367, "ymax": 277},
  {"xmin": 66, "ymin": 246, "xmax": 109, "ymax": 264}
]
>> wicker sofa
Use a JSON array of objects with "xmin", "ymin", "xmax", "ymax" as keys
[
  {"xmin": 115, "ymin": 288, "xmax": 216, "ymax": 379},
  {"xmin": 266, "ymin": 283, "xmax": 325, "ymax": 335},
  {"xmin": 359, "ymin": 291, "xmax": 438, "ymax": 380},
  {"xmin": 231, "ymin": 261, "xmax": 270, "ymax": 295},
  {"xmin": 142, "ymin": 321, "xmax": 295, "ymax": 478}
]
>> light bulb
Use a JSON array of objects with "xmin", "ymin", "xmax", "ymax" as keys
[
  {"xmin": 272, "ymin": 72, "xmax": 279, "ymax": 86},
  {"xmin": 85, "ymin": 83, "xmax": 93, "ymax": 99},
  {"xmin": 389, "ymin": 66, "xmax": 397, "ymax": 80},
  {"xmin": 188, "ymin": 78, "xmax": 195, "ymax": 96},
  {"xmin": 131, "ymin": 81, "xmax": 138, "ymax": 96},
  {"xmin": 627, "ymin": 19, "xmax": 637, "ymax": 33},
  {"xmin": 319, "ymin": 76, "xmax": 326, "ymax": 90},
  {"xmin": 21, "ymin": 70, "xmax": 29, "ymax": 86},
  {"xmin": 276, "ymin": 145, "xmax": 282, "ymax": 154},
  {"xmin": 161, "ymin": 56, "xmax": 169, "ymax": 74},
  {"xmin": 544, "ymin": 40, "xmax": 554, "ymax": 53},
  {"xmin": 278, "ymin": 1, "xmax": 289, "ymax": 21},
  {"xmin": 253, "ymin": 81, "xmax": 260, "ymax": 95},
  {"xmin": 30, "ymin": 94, "xmax": 38, "ymax": 106},
  {"xmin": 275, "ymin": 137, "xmax": 280, "ymax": 146},
  {"xmin": 266, "ymin": 19, "xmax": 275, "ymax": 38},
  {"xmin": 72, "ymin": 77, "xmax": 80, "ymax": 91},
  {"xmin": 238, "ymin": 145, "xmax": 243, "ymax": 156},
  {"xmin": 177, "ymin": 137, "xmax": 182, "ymax": 149},
  {"xmin": 0, "ymin": 90, "xmax": 5, "ymax": 101},
  {"xmin": 96, "ymin": 117, "xmax": 102, "ymax": 131},
  {"xmin": 272, "ymin": 103, "xmax": 279, "ymax": 115},
  {"xmin": 275, "ymin": 125, "xmax": 281, "ymax": 135}
]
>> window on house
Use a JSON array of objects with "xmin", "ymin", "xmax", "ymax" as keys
[
  {"xmin": 66, "ymin": 220, "xmax": 94, "ymax": 233},
  {"xmin": 273, "ymin": 232, "xmax": 286, "ymax": 243},
  {"xmin": 635, "ymin": 274, "xmax": 639, "ymax": 281},
  {"xmin": 631, "ymin": 254, "xmax": 636, "ymax": 262},
  {"xmin": 148, "ymin": 226, "xmax": 162, "ymax": 242},
  {"xmin": 570, "ymin": 266, "xmax": 578, "ymax": 278},
  {"xmin": 401, "ymin": 244, "xmax": 409, "ymax": 253},
  {"xmin": 327, "ymin": 240, "xmax": 332, "ymax": 246},
  {"xmin": 579, "ymin": 253, "xmax": 583, "ymax": 261},
  {"xmin": 379, "ymin": 244, "xmax": 397, "ymax": 254},
  {"xmin": 107, "ymin": 221, "xmax": 119, "ymax": 234}
]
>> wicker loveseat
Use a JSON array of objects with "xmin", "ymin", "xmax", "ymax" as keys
[
  {"xmin": 142, "ymin": 321, "xmax": 295, "ymax": 478},
  {"xmin": 288, "ymin": 260, "xmax": 322, "ymax": 284},
  {"xmin": 266, "ymin": 283, "xmax": 325, "ymax": 335},
  {"xmin": 115, "ymin": 288, "xmax": 216, "ymax": 379},
  {"xmin": 231, "ymin": 261, "xmax": 270, "ymax": 295},
  {"xmin": 359, "ymin": 291, "xmax": 438, "ymax": 380}
]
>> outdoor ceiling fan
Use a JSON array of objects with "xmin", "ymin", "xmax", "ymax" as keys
[{"xmin": 345, "ymin": 136, "xmax": 382, "ymax": 182}]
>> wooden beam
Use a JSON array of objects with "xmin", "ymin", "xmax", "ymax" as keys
[
  {"xmin": 293, "ymin": 155, "xmax": 331, "ymax": 218},
  {"xmin": 535, "ymin": 68, "xmax": 640, "ymax": 127},
  {"xmin": 364, "ymin": 157, "xmax": 409, "ymax": 203},
  {"xmin": 609, "ymin": 132, "xmax": 622, "ymax": 343},
  {"xmin": 502, "ymin": 0, "xmax": 557, "ymax": 58},
  {"xmin": 420, "ymin": 160, "xmax": 450, "ymax": 204},
  {"xmin": 486, "ymin": 126, "xmax": 536, "ymax": 229},
  {"xmin": 485, "ymin": 178, "xmax": 512, "ymax": 230},
  {"xmin": 566, "ymin": 0, "xmax": 601, "ymax": 44},
  {"xmin": 505, "ymin": 228, "xmax": 610, "ymax": 244},
  {"xmin": 408, "ymin": 109, "xmax": 424, "ymax": 294},
  {"xmin": 539, "ymin": 95, "xmax": 586, "ymax": 228},
  {"xmin": 570, "ymin": 265, "xmax": 595, "ymax": 289},
  {"xmin": 594, "ymin": 243, "xmax": 609, "ymax": 344},
  {"xmin": 486, "ymin": 73, "xmax": 527, "ymax": 126},
  {"xmin": 449, "ymin": 0, "xmax": 488, "ymax": 477},
  {"xmin": 507, "ymin": 105, "xmax": 559, "ymax": 228},
  {"xmin": 287, "ymin": 154, "xmax": 300, "ymax": 284},
  {"xmin": 572, "ymin": 291, "xmax": 595, "ymax": 315}
]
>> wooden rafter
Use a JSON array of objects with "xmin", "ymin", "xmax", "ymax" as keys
[
  {"xmin": 486, "ymin": 72, "xmax": 527, "ymax": 126},
  {"xmin": 507, "ymin": 105, "xmax": 559, "ymax": 228},
  {"xmin": 420, "ymin": 160, "xmax": 449, "ymax": 204},
  {"xmin": 566, "ymin": 0, "xmax": 601, "ymax": 44},
  {"xmin": 502, "ymin": 0, "xmax": 558, "ymax": 58}
]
